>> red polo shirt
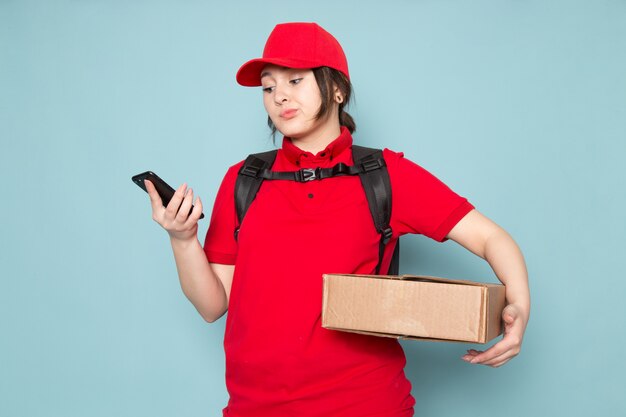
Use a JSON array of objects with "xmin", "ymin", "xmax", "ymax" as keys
[{"xmin": 204, "ymin": 127, "xmax": 474, "ymax": 417}]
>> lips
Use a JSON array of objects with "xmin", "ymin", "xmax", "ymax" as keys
[{"xmin": 280, "ymin": 109, "xmax": 298, "ymax": 119}]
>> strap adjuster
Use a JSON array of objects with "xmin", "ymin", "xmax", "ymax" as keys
[
  {"xmin": 240, "ymin": 165, "xmax": 261, "ymax": 178},
  {"xmin": 381, "ymin": 227, "xmax": 393, "ymax": 244},
  {"xmin": 361, "ymin": 158, "xmax": 385, "ymax": 172}
]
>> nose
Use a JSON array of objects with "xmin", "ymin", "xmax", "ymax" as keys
[{"xmin": 273, "ymin": 82, "xmax": 289, "ymax": 105}]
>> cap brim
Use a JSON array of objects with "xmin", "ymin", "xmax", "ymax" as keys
[{"xmin": 236, "ymin": 57, "xmax": 320, "ymax": 87}]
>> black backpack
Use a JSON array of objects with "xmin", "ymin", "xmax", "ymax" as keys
[{"xmin": 234, "ymin": 145, "xmax": 399, "ymax": 275}]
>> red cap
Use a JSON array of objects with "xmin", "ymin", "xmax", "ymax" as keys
[{"xmin": 236, "ymin": 22, "xmax": 350, "ymax": 87}]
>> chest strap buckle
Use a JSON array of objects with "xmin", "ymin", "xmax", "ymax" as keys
[{"xmin": 296, "ymin": 167, "xmax": 320, "ymax": 182}]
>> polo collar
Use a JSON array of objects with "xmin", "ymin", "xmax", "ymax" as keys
[{"xmin": 281, "ymin": 126, "xmax": 353, "ymax": 166}]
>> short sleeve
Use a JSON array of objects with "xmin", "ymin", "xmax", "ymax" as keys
[
  {"xmin": 384, "ymin": 149, "xmax": 475, "ymax": 242},
  {"xmin": 202, "ymin": 162, "xmax": 244, "ymax": 264}
]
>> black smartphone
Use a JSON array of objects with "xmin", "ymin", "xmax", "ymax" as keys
[{"xmin": 132, "ymin": 171, "xmax": 204, "ymax": 219}]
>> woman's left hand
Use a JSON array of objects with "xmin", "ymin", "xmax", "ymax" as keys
[{"xmin": 461, "ymin": 303, "xmax": 527, "ymax": 367}]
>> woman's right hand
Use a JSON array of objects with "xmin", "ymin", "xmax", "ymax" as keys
[{"xmin": 144, "ymin": 180, "xmax": 204, "ymax": 242}]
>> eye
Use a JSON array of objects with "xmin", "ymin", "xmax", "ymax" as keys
[
  {"xmin": 290, "ymin": 78, "xmax": 303, "ymax": 85},
  {"xmin": 262, "ymin": 86, "xmax": 275, "ymax": 93}
]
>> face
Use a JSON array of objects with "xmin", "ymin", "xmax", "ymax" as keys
[{"xmin": 260, "ymin": 65, "xmax": 339, "ymax": 141}]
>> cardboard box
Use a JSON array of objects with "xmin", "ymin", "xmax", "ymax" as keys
[{"xmin": 322, "ymin": 274, "xmax": 506, "ymax": 344}]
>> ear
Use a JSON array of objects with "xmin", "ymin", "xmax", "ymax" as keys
[{"xmin": 333, "ymin": 84, "xmax": 344, "ymax": 104}]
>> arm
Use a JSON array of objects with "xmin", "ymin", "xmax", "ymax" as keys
[
  {"xmin": 145, "ymin": 180, "xmax": 233, "ymax": 323},
  {"xmin": 446, "ymin": 209, "xmax": 530, "ymax": 367},
  {"xmin": 169, "ymin": 237, "xmax": 233, "ymax": 323}
]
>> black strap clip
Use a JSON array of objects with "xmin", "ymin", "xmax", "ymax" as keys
[{"xmin": 296, "ymin": 167, "xmax": 320, "ymax": 182}]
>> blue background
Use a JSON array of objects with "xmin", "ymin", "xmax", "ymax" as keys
[{"xmin": 2, "ymin": 1, "xmax": 625, "ymax": 416}]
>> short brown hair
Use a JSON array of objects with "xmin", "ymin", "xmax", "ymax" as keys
[{"xmin": 267, "ymin": 66, "xmax": 356, "ymax": 139}]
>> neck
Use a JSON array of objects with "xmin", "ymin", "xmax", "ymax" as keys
[{"xmin": 290, "ymin": 123, "xmax": 342, "ymax": 155}]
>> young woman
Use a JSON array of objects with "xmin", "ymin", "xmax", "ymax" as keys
[{"xmin": 144, "ymin": 22, "xmax": 530, "ymax": 417}]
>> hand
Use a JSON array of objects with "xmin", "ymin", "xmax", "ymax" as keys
[
  {"xmin": 461, "ymin": 303, "xmax": 527, "ymax": 368},
  {"xmin": 145, "ymin": 179, "xmax": 204, "ymax": 242}
]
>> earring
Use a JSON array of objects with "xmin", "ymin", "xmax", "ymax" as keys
[{"xmin": 336, "ymin": 95, "xmax": 343, "ymax": 103}]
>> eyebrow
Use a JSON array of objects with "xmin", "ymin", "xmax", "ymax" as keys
[{"xmin": 260, "ymin": 69, "xmax": 304, "ymax": 80}]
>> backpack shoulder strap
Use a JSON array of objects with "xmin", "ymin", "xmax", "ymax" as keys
[
  {"xmin": 352, "ymin": 145, "xmax": 398, "ymax": 275},
  {"xmin": 351, "ymin": 146, "xmax": 392, "ymax": 239},
  {"xmin": 234, "ymin": 150, "xmax": 278, "ymax": 240}
]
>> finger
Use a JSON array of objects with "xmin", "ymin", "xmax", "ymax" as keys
[
  {"xmin": 144, "ymin": 180, "xmax": 162, "ymax": 206},
  {"xmin": 476, "ymin": 345, "xmax": 511, "ymax": 364},
  {"xmin": 144, "ymin": 180, "xmax": 167, "ymax": 221},
  {"xmin": 183, "ymin": 195, "xmax": 203, "ymax": 228},
  {"xmin": 479, "ymin": 345, "xmax": 521, "ymax": 367},
  {"xmin": 176, "ymin": 187, "xmax": 194, "ymax": 223},
  {"xmin": 164, "ymin": 183, "xmax": 187, "ymax": 219},
  {"xmin": 504, "ymin": 315, "xmax": 515, "ymax": 327},
  {"xmin": 489, "ymin": 359, "xmax": 512, "ymax": 368},
  {"xmin": 504, "ymin": 317, "xmax": 524, "ymax": 340},
  {"xmin": 502, "ymin": 304, "xmax": 519, "ymax": 325},
  {"xmin": 470, "ymin": 341, "xmax": 510, "ymax": 364},
  {"xmin": 480, "ymin": 351, "xmax": 516, "ymax": 367},
  {"xmin": 461, "ymin": 348, "xmax": 484, "ymax": 362},
  {"xmin": 196, "ymin": 195, "xmax": 203, "ymax": 217},
  {"xmin": 502, "ymin": 312, "xmax": 525, "ymax": 343}
]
